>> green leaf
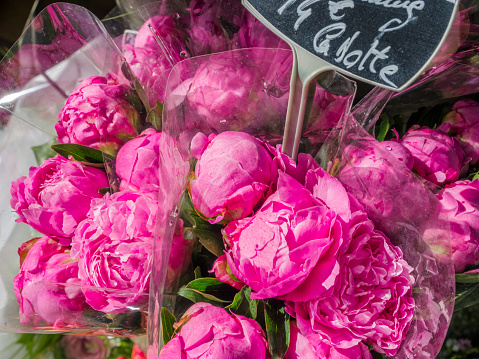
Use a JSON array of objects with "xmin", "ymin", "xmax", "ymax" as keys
[
  {"xmin": 264, "ymin": 299, "xmax": 290, "ymax": 359},
  {"xmin": 98, "ymin": 187, "xmax": 111, "ymax": 195},
  {"xmin": 146, "ymin": 101, "xmax": 163, "ymax": 131},
  {"xmin": 51, "ymin": 144, "xmax": 114, "ymax": 163},
  {"xmin": 376, "ymin": 114, "xmax": 390, "ymax": 142},
  {"xmin": 135, "ymin": 78, "xmax": 151, "ymax": 113},
  {"xmin": 161, "ymin": 307, "xmax": 177, "ymax": 345},
  {"xmin": 178, "ymin": 278, "xmax": 237, "ymax": 306},
  {"xmin": 194, "ymin": 266, "xmax": 202, "ymax": 279},
  {"xmin": 121, "ymin": 61, "xmax": 150, "ymax": 114},
  {"xmin": 184, "ymin": 209, "xmax": 225, "ymax": 257},
  {"xmin": 9, "ymin": 333, "xmax": 63, "ymax": 359},
  {"xmin": 456, "ymin": 272, "xmax": 479, "ymax": 284},
  {"xmin": 226, "ymin": 286, "xmax": 258, "ymax": 319},
  {"xmin": 455, "ymin": 281, "xmax": 479, "ymax": 311},
  {"xmin": 106, "ymin": 338, "xmax": 134, "ymax": 359},
  {"xmin": 472, "ymin": 171, "xmax": 479, "ymax": 181},
  {"xmin": 32, "ymin": 139, "xmax": 58, "ymax": 165}
]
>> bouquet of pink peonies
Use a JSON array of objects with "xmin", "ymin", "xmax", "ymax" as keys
[
  {"xmin": 0, "ymin": 2, "xmax": 192, "ymax": 337},
  {"xmin": 2, "ymin": 0, "xmax": 479, "ymax": 358}
]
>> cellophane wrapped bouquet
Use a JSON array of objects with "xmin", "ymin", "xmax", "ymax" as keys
[{"xmin": 1, "ymin": 0, "xmax": 479, "ymax": 358}]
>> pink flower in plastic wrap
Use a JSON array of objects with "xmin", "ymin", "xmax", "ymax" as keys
[
  {"xmin": 115, "ymin": 128, "xmax": 162, "ymax": 193},
  {"xmin": 286, "ymin": 207, "xmax": 415, "ymax": 357},
  {"xmin": 185, "ymin": 0, "xmax": 233, "ymax": 55},
  {"xmin": 189, "ymin": 131, "xmax": 275, "ymax": 223},
  {"xmin": 159, "ymin": 303, "xmax": 270, "ymax": 359},
  {"xmin": 61, "ymin": 336, "xmax": 110, "ymax": 359},
  {"xmin": 224, "ymin": 171, "xmax": 347, "ymax": 301},
  {"xmin": 399, "ymin": 125, "xmax": 467, "ymax": 185},
  {"xmin": 72, "ymin": 191, "xmax": 188, "ymax": 313},
  {"xmin": 186, "ymin": 54, "xmax": 265, "ymax": 131},
  {"xmin": 338, "ymin": 139, "xmax": 433, "ymax": 228},
  {"xmin": 56, "ymin": 74, "xmax": 139, "ymax": 154},
  {"xmin": 124, "ymin": 15, "xmax": 189, "ymax": 106},
  {"xmin": 436, "ymin": 179, "xmax": 479, "ymax": 272},
  {"xmin": 10, "ymin": 155, "xmax": 109, "ymax": 246},
  {"xmin": 14, "ymin": 236, "xmax": 86, "ymax": 327},
  {"xmin": 233, "ymin": 10, "xmax": 288, "ymax": 50},
  {"xmin": 443, "ymin": 99, "xmax": 479, "ymax": 167}
]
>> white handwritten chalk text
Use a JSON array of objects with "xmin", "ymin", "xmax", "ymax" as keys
[{"xmin": 277, "ymin": 0, "xmax": 427, "ymax": 87}]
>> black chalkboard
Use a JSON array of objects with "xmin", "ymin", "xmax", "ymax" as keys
[{"xmin": 243, "ymin": 0, "xmax": 458, "ymax": 90}]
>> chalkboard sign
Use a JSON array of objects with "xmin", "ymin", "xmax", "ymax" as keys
[{"xmin": 243, "ymin": 0, "xmax": 458, "ymax": 90}]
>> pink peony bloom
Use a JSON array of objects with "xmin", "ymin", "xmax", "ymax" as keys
[
  {"xmin": 224, "ymin": 171, "xmax": 346, "ymax": 301},
  {"xmin": 286, "ymin": 207, "xmax": 415, "ymax": 357},
  {"xmin": 61, "ymin": 335, "xmax": 110, "ymax": 359},
  {"xmin": 124, "ymin": 45, "xmax": 173, "ymax": 107},
  {"xmin": 185, "ymin": 0, "xmax": 236, "ymax": 55},
  {"xmin": 71, "ymin": 191, "xmax": 178, "ymax": 313},
  {"xmin": 399, "ymin": 125, "xmax": 467, "ymax": 185},
  {"xmin": 443, "ymin": 99, "xmax": 479, "ymax": 167},
  {"xmin": 272, "ymin": 146, "xmax": 321, "ymax": 186},
  {"xmin": 284, "ymin": 321, "xmax": 322, "ymax": 359},
  {"xmin": 338, "ymin": 140, "xmax": 432, "ymax": 228},
  {"xmin": 189, "ymin": 131, "xmax": 275, "ymax": 223},
  {"xmin": 285, "ymin": 321, "xmax": 373, "ymax": 359},
  {"xmin": 71, "ymin": 190, "xmax": 189, "ymax": 312},
  {"xmin": 56, "ymin": 74, "xmax": 139, "ymax": 154},
  {"xmin": 436, "ymin": 179, "xmax": 479, "ymax": 272},
  {"xmin": 14, "ymin": 236, "xmax": 86, "ymax": 327},
  {"xmin": 10, "ymin": 155, "xmax": 109, "ymax": 246},
  {"xmin": 185, "ymin": 55, "xmax": 265, "ymax": 131},
  {"xmin": 124, "ymin": 15, "xmax": 189, "ymax": 106},
  {"xmin": 232, "ymin": 10, "xmax": 289, "ymax": 50},
  {"xmin": 116, "ymin": 128, "xmax": 163, "ymax": 193},
  {"xmin": 378, "ymin": 140, "xmax": 414, "ymax": 170},
  {"xmin": 159, "ymin": 303, "xmax": 270, "ymax": 359}
]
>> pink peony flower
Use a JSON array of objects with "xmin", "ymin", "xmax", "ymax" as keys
[
  {"xmin": 159, "ymin": 303, "xmax": 270, "ymax": 359},
  {"xmin": 116, "ymin": 128, "xmax": 163, "ymax": 193},
  {"xmin": 189, "ymin": 131, "xmax": 275, "ymax": 223},
  {"xmin": 185, "ymin": 0, "xmax": 236, "ymax": 55},
  {"xmin": 71, "ymin": 192, "xmax": 156, "ymax": 313},
  {"xmin": 55, "ymin": 74, "xmax": 139, "ymax": 154},
  {"xmin": 286, "ymin": 207, "xmax": 415, "ymax": 357},
  {"xmin": 378, "ymin": 140, "xmax": 414, "ymax": 170},
  {"xmin": 185, "ymin": 54, "xmax": 265, "ymax": 131},
  {"xmin": 124, "ymin": 15, "xmax": 189, "ymax": 106},
  {"xmin": 443, "ymin": 99, "xmax": 479, "ymax": 167},
  {"xmin": 61, "ymin": 335, "xmax": 110, "ymax": 359},
  {"xmin": 272, "ymin": 146, "xmax": 321, "ymax": 186},
  {"xmin": 399, "ymin": 125, "xmax": 467, "ymax": 185},
  {"xmin": 285, "ymin": 321, "xmax": 373, "ymax": 359},
  {"xmin": 284, "ymin": 321, "xmax": 322, "ymax": 359},
  {"xmin": 436, "ymin": 179, "xmax": 479, "ymax": 272},
  {"xmin": 124, "ymin": 45, "xmax": 173, "ymax": 107},
  {"xmin": 232, "ymin": 10, "xmax": 289, "ymax": 50},
  {"xmin": 224, "ymin": 171, "xmax": 347, "ymax": 301},
  {"xmin": 13, "ymin": 236, "xmax": 86, "ymax": 327},
  {"xmin": 10, "ymin": 155, "xmax": 109, "ymax": 246},
  {"xmin": 338, "ymin": 140, "xmax": 432, "ymax": 228},
  {"xmin": 71, "ymin": 190, "xmax": 189, "ymax": 312}
]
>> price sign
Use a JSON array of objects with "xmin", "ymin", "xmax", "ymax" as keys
[{"xmin": 242, "ymin": 0, "xmax": 458, "ymax": 157}]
